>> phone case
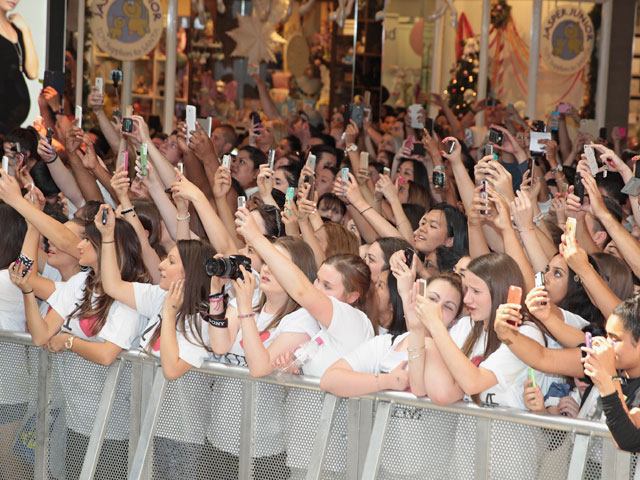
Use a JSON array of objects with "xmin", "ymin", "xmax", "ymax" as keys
[
  {"xmin": 566, "ymin": 217, "xmax": 577, "ymax": 238},
  {"xmin": 535, "ymin": 272, "xmax": 545, "ymax": 288},
  {"xmin": 237, "ymin": 196, "xmax": 247, "ymax": 209},
  {"xmin": 341, "ymin": 168, "xmax": 349, "ymax": 181},
  {"xmin": 307, "ymin": 153, "xmax": 316, "ymax": 170},
  {"xmin": 585, "ymin": 332, "xmax": 592, "ymax": 349},
  {"xmin": 405, "ymin": 248, "xmax": 414, "ymax": 268},
  {"xmin": 177, "ymin": 162, "xmax": 184, "ymax": 175},
  {"xmin": 528, "ymin": 368, "xmax": 536, "ymax": 388},
  {"xmin": 222, "ymin": 155, "xmax": 231, "ymax": 168},
  {"xmin": 383, "ymin": 167, "xmax": 391, "ymax": 176},
  {"xmin": 75, "ymin": 106, "xmax": 82, "ymax": 129},
  {"xmin": 121, "ymin": 151, "xmax": 129, "ymax": 171},
  {"xmin": 584, "ymin": 146, "xmax": 599, "ymax": 176},
  {"xmin": 418, "ymin": 279, "xmax": 427, "ymax": 297},
  {"xmin": 95, "ymin": 77, "xmax": 103, "ymax": 93},
  {"xmin": 507, "ymin": 285, "xmax": 523, "ymax": 305},
  {"xmin": 186, "ymin": 105, "xmax": 197, "ymax": 144},
  {"xmin": 268, "ymin": 150, "xmax": 275, "ymax": 169},
  {"xmin": 1, "ymin": 156, "xmax": 8, "ymax": 173},
  {"xmin": 360, "ymin": 152, "xmax": 369, "ymax": 170}
]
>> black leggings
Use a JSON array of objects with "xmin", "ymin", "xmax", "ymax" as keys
[
  {"xmin": 65, "ymin": 429, "xmax": 128, "ymax": 480},
  {"xmin": 196, "ymin": 441, "xmax": 290, "ymax": 480}
]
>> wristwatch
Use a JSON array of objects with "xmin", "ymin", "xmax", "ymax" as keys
[
  {"xmin": 551, "ymin": 165, "xmax": 563, "ymax": 173},
  {"xmin": 53, "ymin": 108, "xmax": 64, "ymax": 116},
  {"xmin": 65, "ymin": 335, "xmax": 75, "ymax": 351},
  {"xmin": 345, "ymin": 144, "xmax": 358, "ymax": 153}
]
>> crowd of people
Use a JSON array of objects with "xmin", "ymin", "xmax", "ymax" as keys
[{"xmin": 2, "ymin": 76, "xmax": 640, "ymax": 478}]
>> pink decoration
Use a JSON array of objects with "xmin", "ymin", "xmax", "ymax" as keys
[{"xmin": 410, "ymin": 20, "xmax": 424, "ymax": 56}]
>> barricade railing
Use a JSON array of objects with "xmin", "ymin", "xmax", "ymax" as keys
[{"xmin": 0, "ymin": 330, "xmax": 635, "ymax": 480}]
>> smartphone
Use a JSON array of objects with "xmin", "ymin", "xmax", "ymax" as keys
[
  {"xmin": 360, "ymin": 151, "xmax": 369, "ymax": 170},
  {"xmin": 340, "ymin": 167, "xmax": 349, "ymax": 182},
  {"xmin": 122, "ymin": 117, "xmax": 133, "ymax": 133},
  {"xmin": 506, "ymin": 286, "xmax": 523, "ymax": 326},
  {"xmin": 573, "ymin": 173, "xmax": 585, "ymax": 203},
  {"xmin": 344, "ymin": 104, "xmax": 365, "ymax": 129},
  {"xmin": 75, "ymin": 106, "xmax": 82, "ymax": 128},
  {"xmin": 285, "ymin": 187, "xmax": 295, "ymax": 204},
  {"xmin": 110, "ymin": 69, "xmax": 123, "ymax": 85},
  {"xmin": 95, "ymin": 77, "xmax": 103, "ymax": 94},
  {"xmin": 186, "ymin": 105, "xmax": 197, "ymax": 145},
  {"xmin": 1, "ymin": 156, "xmax": 8, "ymax": 173},
  {"xmin": 584, "ymin": 145, "xmax": 598, "ymax": 176},
  {"xmin": 424, "ymin": 117, "xmax": 434, "ymax": 136},
  {"xmin": 383, "ymin": 167, "xmax": 391, "ymax": 176},
  {"xmin": 46, "ymin": 127, "xmax": 54, "ymax": 145},
  {"xmin": 102, "ymin": 208, "xmax": 108, "ymax": 225},
  {"xmin": 534, "ymin": 272, "xmax": 545, "ymax": 288},
  {"xmin": 408, "ymin": 104, "xmax": 424, "ymax": 130},
  {"xmin": 484, "ymin": 144, "xmax": 494, "ymax": 158},
  {"xmin": 433, "ymin": 170, "xmax": 446, "ymax": 188},
  {"xmin": 237, "ymin": 196, "xmax": 246, "ymax": 209},
  {"xmin": 488, "ymin": 128, "xmax": 504, "ymax": 146},
  {"xmin": 121, "ymin": 151, "xmax": 129, "ymax": 171},
  {"xmin": 140, "ymin": 143, "xmax": 148, "ymax": 176},
  {"xmin": 532, "ymin": 120, "xmax": 546, "ymax": 133},
  {"xmin": 444, "ymin": 139, "xmax": 456, "ymax": 155},
  {"xmin": 268, "ymin": 149, "xmax": 275, "ymax": 169},
  {"xmin": 618, "ymin": 126, "xmax": 627, "ymax": 138},
  {"xmin": 412, "ymin": 143, "xmax": 426, "ymax": 156},
  {"xmin": 480, "ymin": 180, "xmax": 488, "ymax": 215},
  {"xmin": 404, "ymin": 248, "xmax": 414, "ymax": 268},
  {"xmin": 550, "ymin": 111, "xmax": 560, "ymax": 131},
  {"xmin": 222, "ymin": 155, "xmax": 231, "ymax": 168},
  {"xmin": 621, "ymin": 159, "xmax": 640, "ymax": 196},
  {"xmin": 306, "ymin": 174, "xmax": 316, "ymax": 200},
  {"xmin": 196, "ymin": 116, "xmax": 213, "ymax": 137},
  {"xmin": 250, "ymin": 111, "xmax": 261, "ymax": 134},
  {"xmin": 558, "ymin": 103, "xmax": 571, "ymax": 114},
  {"xmin": 307, "ymin": 153, "xmax": 316, "ymax": 170},
  {"xmin": 527, "ymin": 367, "xmax": 537, "ymax": 388},
  {"xmin": 417, "ymin": 278, "xmax": 427, "ymax": 297},
  {"xmin": 585, "ymin": 332, "xmax": 592, "ymax": 349},
  {"xmin": 528, "ymin": 157, "xmax": 536, "ymax": 175},
  {"xmin": 566, "ymin": 217, "xmax": 577, "ymax": 239}
]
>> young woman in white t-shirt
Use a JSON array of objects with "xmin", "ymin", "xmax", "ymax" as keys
[
  {"xmin": 200, "ymin": 236, "xmax": 318, "ymax": 480},
  {"xmin": 10, "ymin": 214, "xmax": 149, "ymax": 480},
  {"xmin": 95, "ymin": 205, "xmax": 215, "ymax": 480}
]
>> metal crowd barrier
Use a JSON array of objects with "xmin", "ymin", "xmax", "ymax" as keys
[{"xmin": 0, "ymin": 330, "xmax": 636, "ymax": 480}]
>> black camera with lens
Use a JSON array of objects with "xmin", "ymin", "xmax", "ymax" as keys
[{"xmin": 205, "ymin": 255, "xmax": 251, "ymax": 280}]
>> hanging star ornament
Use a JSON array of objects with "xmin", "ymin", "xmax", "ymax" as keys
[{"xmin": 227, "ymin": 10, "xmax": 286, "ymax": 65}]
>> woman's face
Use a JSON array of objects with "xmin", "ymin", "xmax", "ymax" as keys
[
  {"xmin": 318, "ymin": 200, "xmax": 343, "ymax": 224},
  {"xmin": 396, "ymin": 161, "xmax": 415, "ymax": 183},
  {"xmin": 376, "ymin": 270, "xmax": 392, "ymax": 328},
  {"xmin": 260, "ymin": 245, "xmax": 289, "ymax": 296},
  {"xmin": 315, "ymin": 169, "xmax": 335, "ymax": 198},
  {"xmin": 1, "ymin": 0, "xmax": 19, "ymax": 11},
  {"xmin": 544, "ymin": 254, "xmax": 569, "ymax": 304},
  {"xmin": 364, "ymin": 241, "xmax": 385, "ymax": 283},
  {"xmin": 414, "ymin": 210, "xmax": 450, "ymax": 255},
  {"xmin": 231, "ymin": 150, "xmax": 257, "ymax": 189},
  {"xmin": 425, "ymin": 279, "xmax": 462, "ymax": 327},
  {"xmin": 77, "ymin": 237, "xmax": 98, "ymax": 269},
  {"xmin": 314, "ymin": 263, "xmax": 352, "ymax": 304},
  {"xmin": 462, "ymin": 270, "xmax": 492, "ymax": 323},
  {"xmin": 397, "ymin": 181, "xmax": 409, "ymax": 204},
  {"xmin": 239, "ymin": 244, "xmax": 263, "ymax": 273},
  {"xmin": 380, "ymin": 134, "xmax": 396, "ymax": 154},
  {"xmin": 272, "ymin": 168, "xmax": 290, "ymax": 194},
  {"xmin": 157, "ymin": 246, "xmax": 186, "ymax": 291},
  {"xmin": 159, "ymin": 135, "xmax": 181, "ymax": 165},
  {"xmin": 258, "ymin": 120, "xmax": 276, "ymax": 148},
  {"xmin": 275, "ymin": 138, "xmax": 291, "ymax": 159},
  {"xmin": 47, "ymin": 222, "xmax": 83, "ymax": 273}
]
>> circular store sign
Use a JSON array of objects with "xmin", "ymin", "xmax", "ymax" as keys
[
  {"xmin": 91, "ymin": 0, "xmax": 164, "ymax": 61},
  {"xmin": 541, "ymin": 6, "xmax": 594, "ymax": 75}
]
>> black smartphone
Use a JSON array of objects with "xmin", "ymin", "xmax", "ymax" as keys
[
  {"xmin": 305, "ymin": 174, "xmax": 316, "ymax": 200},
  {"xmin": 574, "ymin": 172, "xmax": 585, "ymax": 204},
  {"xmin": 122, "ymin": 117, "xmax": 133, "ymax": 133},
  {"xmin": 433, "ymin": 170, "xmax": 446, "ymax": 188},
  {"xmin": 412, "ymin": 143, "xmax": 426, "ymax": 156},
  {"xmin": 444, "ymin": 140, "xmax": 456, "ymax": 154},
  {"xmin": 488, "ymin": 128, "xmax": 504, "ymax": 146},
  {"xmin": 46, "ymin": 128, "xmax": 54, "ymax": 145},
  {"xmin": 250, "ymin": 112, "xmax": 261, "ymax": 133},
  {"xmin": 344, "ymin": 104, "xmax": 365, "ymax": 129},
  {"xmin": 404, "ymin": 248, "xmax": 414, "ymax": 268},
  {"xmin": 532, "ymin": 120, "xmax": 546, "ymax": 133},
  {"xmin": 101, "ymin": 209, "xmax": 108, "ymax": 225},
  {"xmin": 424, "ymin": 117, "xmax": 434, "ymax": 136}
]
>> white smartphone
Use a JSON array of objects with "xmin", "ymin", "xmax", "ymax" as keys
[
  {"xmin": 186, "ymin": 105, "xmax": 197, "ymax": 145},
  {"xmin": 418, "ymin": 278, "xmax": 427, "ymax": 297},
  {"xmin": 177, "ymin": 162, "xmax": 184, "ymax": 175},
  {"xmin": 306, "ymin": 153, "xmax": 316, "ymax": 170},
  {"xmin": 75, "ymin": 106, "xmax": 82, "ymax": 128},
  {"xmin": 268, "ymin": 150, "xmax": 275, "ymax": 169},
  {"xmin": 222, "ymin": 154, "xmax": 231, "ymax": 168},
  {"xmin": 2, "ymin": 156, "xmax": 8, "ymax": 173},
  {"xmin": 95, "ymin": 77, "xmax": 103, "ymax": 94},
  {"xmin": 360, "ymin": 151, "xmax": 369, "ymax": 170},
  {"xmin": 584, "ymin": 145, "xmax": 599, "ymax": 176},
  {"xmin": 383, "ymin": 167, "xmax": 391, "ymax": 176},
  {"xmin": 238, "ymin": 196, "xmax": 247, "ymax": 209}
]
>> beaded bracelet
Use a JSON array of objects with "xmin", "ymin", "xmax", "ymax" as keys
[{"xmin": 238, "ymin": 313, "xmax": 255, "ymax": 320}]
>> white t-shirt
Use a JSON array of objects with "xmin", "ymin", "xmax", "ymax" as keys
[
  {"xmin": 133, "ymin": 282, "xmax": 212, "ymax": 445},
  {"xmin": 301, "ymin": 297, "xmax": 375, "ymax": 378},
  {"xmin": 344, "ymin": 332, "xmax": 409, "ymax": 374},
  {"xmin": 448, "ymin": 316, "xmax": 545, "ymax": 409},
  {"xmin": 46, "ymin": 272, "xmax": 144, "ymax": 439},
  {"xmin": 208, "ymin": 306, "xmax": 319, "ymax": 457}
]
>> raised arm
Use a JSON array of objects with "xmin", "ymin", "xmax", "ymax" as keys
[
  {"xmin": 235, "ymin": 208, "xmax": 334, "ymax": 329},
  {"xmin": 37, "ymin": 135, "xmax": 85, "ymax": 208},
  {"xmin": 159, "ymin": 280, "xmax": 194, "ymax": 380}
]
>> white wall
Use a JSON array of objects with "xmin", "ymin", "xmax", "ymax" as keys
[
  {"xmin": 438, "ymin": 0, "xmax": 591, "ymax": 118},
  {"xmin": 14, "ymin": 0, "xmax": 49, "ymax": 127}
]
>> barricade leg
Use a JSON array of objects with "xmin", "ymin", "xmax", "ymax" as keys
[
  {"xmin": 305, "ymin": 393, "xmax": 338, "ymax": 480},
  {"xmin": 475, "ymin": 417, "xmax": 491, "ymax": 480},
  {"xmin": 34, "ymin": 348, "xmax": 52, "ymax": 480},
  {"xmin": 128, "ymin": 368, "xmax": 167, "ymax": 480},
  {"xmin": 79, "ymin": 358, "xmax": 125, "ymax": 480},
  {"xmin": 239, "ymin": 379, "xmax": 256, "ymax": 480},
  {"xmin": 602, "ymin": 436, "xmax": 631, "ymax": 480},
  {"xmin": 346, "ymin": 398, "xmax": 373, "ymax": 480},
  {"xmin": 360, "ymin": 401, "xmax": 392, "ymax": 480},
  {"xmin": 567, "ymin": 433, "xmax": 591, "ymax": 480}
]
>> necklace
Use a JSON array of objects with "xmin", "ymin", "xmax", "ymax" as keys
[{"xmin": 13, "ymin": 38, "xmax": 22, "ymax": 72}]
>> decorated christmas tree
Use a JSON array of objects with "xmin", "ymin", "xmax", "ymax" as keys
[{"xmin": 444, "ymin": 37, "xmax": 484, "ymax": 118}]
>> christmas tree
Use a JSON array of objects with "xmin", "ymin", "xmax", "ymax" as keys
[{"xmin": 444, "ymin": 37, "xmax": 485, "ymax": 118}]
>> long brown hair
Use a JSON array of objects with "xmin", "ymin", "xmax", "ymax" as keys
[
  {"xmin": 260, "ymin": 237, "xmax": 317, "ymax": 331},
  {"xmin": 146, "ymin": 239, "xmax": 215, "ymax": 354},
  {"xmin": 461, "ymin": 253, "xmax": 524, "ymax": 362},
  {"xmin": 324, "ymin": 254, "xmax": 378, "ymax": 332},
  {"xmin": 70, "ymin": 219, "xmax": 150, "ymax": 336},
  {"xmin": 323, "ymin": 222, "xmax": 359, "ymax": 257},
  {"xmin": 131, "ymin": 198, "xmax": 167, "ymax": 259}
]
